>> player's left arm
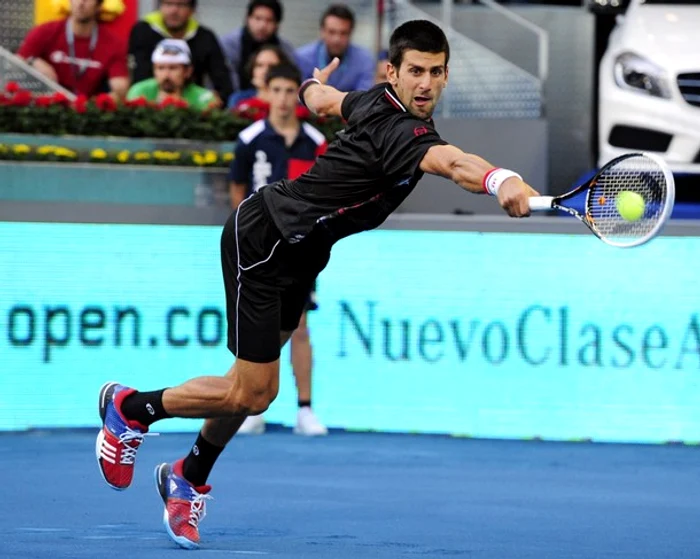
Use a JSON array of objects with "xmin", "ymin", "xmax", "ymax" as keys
[
  {"xmin": 419, "ymin": 144, "xmax": 539, "ymax": 218},
  {"xmin": 299, "ymin": 57, "xmax": 347, "ymax": 118}
]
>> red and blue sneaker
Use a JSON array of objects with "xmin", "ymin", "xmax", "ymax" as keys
[
  {"xmin": 95, "ymin": 381, "xmax": 150, "ymax": 490},
  {"xmin": 155, "ymin": 459, "xmax": 212, "ymax": 549}
]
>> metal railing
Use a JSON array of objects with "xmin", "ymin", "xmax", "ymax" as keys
[{"xmin": 0, "ymin": 45, "xmax": 76, "ymax": 100}]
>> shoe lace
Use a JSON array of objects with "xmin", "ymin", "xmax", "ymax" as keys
[
  {"xmin": 118, "ymin": 428, "xmax": 158, "ymax": 465},
  {"xmin": 188, "ymin": 488, "xmax": 213, "ymax": 528}
]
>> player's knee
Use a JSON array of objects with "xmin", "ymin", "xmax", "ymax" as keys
[{"xmin": 235, "ymin": 384, "xmax": 277, "ymax": 415}]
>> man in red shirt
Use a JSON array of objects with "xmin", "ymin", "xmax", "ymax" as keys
[{"xmin": 18, "ymin": 0, "xmax": 129, "ymax": 100}]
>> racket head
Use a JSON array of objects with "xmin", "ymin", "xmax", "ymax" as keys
[{"xmin": 554, "ymin": 152, "xmax": 675, "ymax": 248}]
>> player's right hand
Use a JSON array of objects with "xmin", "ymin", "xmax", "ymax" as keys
[
  {"xmin": 313, "ymin": 57, "xmax": 341, "ymax": 85},
  {"xmin": 498, "ymin": 178, "xmax": 539, "ymax": 218}
]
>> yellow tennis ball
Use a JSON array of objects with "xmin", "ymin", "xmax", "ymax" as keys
[{"xmin": 616, "ymin": 191, "xmax": 645, "ymax": 222}]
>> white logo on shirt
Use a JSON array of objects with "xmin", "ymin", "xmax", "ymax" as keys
[
  {"xmin": 252, "ymin": 150, "xmax": 272, "ymax": 191},
  {"xmin": 50, "ymin": 50, "xmax": 102, "ymax": 71}
]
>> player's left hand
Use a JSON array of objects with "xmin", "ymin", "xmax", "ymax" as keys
[
  {"xmin": 498, "ymin": 178, "xmax": 540, "ymax": 218},
  {"xmin": 313, "ymin": 57, "xmax": 340, "ymax": 85}
]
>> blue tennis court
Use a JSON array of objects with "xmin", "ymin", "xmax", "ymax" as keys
[{"xmin": 2, "ymin": 429, "xmax": 699, "ymax": 558}]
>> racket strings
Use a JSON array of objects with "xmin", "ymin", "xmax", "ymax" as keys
[{"xmin": 587, "ymin": 155, "xmax": 669, "ymax": 244}]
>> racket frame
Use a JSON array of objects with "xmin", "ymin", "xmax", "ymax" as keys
[{"xmin": 528, "ymin": 152, "xmax": 675, "ymax": 248}]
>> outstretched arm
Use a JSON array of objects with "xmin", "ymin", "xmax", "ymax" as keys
[
  {"xmin": 299, "ymin": 58, "xmax": 348, "ymax": 118},
  {"xmin": 420, "ymin": 144, "xmax": 539, "ymax": 217}
]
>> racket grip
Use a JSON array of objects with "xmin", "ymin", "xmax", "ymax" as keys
[{"xmin": 528, "ymin": 196, "xmax": 555, "ymax": 211}]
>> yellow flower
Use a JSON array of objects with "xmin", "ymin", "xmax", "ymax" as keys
[
  {"xmin": 222, "ymin": 152, "xmax": 234, "ymax": 163},
  {"xmin": 116, "ymin": 150, "xmax": 130, "ymax": 163},
  {"xmin": 37, "ymin": 145, "xmax": 56, "ymax": 155},
  {"xmin": 55, "ymin": 147, "xmax": 77, "ymax": 159},
  {"xmin": 134, "ymin": 151, "xmax": 151, "ymax": 161},
  {"xmin": 192, "ymin": 152, "xmax": 205, "ymax": 166},
  {"xmin": 203, "ymin": 150, "xmax": 218, "ymax": 165},
  {"xmin": 90, "ymin": 148, "xmax": 108, "ymax": 159},
  {"xmin": 13, "ymin": 144, "xmax": 31, "ymax": 154}
]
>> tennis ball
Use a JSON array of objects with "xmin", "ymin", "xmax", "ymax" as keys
[{"xmin": 616, "ymin": 191, "xmax": 645, "ymax": 222}]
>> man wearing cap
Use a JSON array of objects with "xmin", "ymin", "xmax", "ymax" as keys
[
  {"xmin": 129, "ymin": 0, "xmax": 232, "ymax": 105},
  {"xmin": 126, "ymin": 38, "xmax": 216, "ymax": 111}
]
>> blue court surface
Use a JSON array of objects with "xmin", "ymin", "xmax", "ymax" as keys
[{"xmin": 2, "ymin": 429, "xmax": 699, "ymax": 558}]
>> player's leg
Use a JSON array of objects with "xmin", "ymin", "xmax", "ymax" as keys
[
  {"xmin": 155, "ymin": 340, "xmax": 292, "ymax": 550},
  {"xmin": 150, "ymin": 193, "xmax": 293, "ymax": 549}
]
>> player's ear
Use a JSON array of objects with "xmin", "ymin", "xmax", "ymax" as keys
[{"xmin": 386, "ymin": 63, "xmax": 399, "ymax": 87}]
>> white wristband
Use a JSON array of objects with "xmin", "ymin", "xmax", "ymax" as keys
[{"xmin": 482, "ymin": 168, "xmax": 522, "ymax": 196}]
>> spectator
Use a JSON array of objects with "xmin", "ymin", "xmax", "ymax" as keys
[
  {"xmin": 228, "ymin": 63, "xmax": 328, "ymax": 437},
  {"xmin": 17, "ymin": 0, "xmax": 129, "ymax": 100},
  {"xmin": 227, "ymin": 44, "xmax": 290, "ymax": 109},
  {"xmin": 296, "ymin": 4, "xmax": 374, "ymax": 92},
  {"xmin": 129, "ymin": 0, "xmax": 232, "ymax": 105},
  {"xmin": 126, "ymin": 39, "xmax": 216, "ymax": 111},
  {"xmin": 220, "ymin": 0, "xmax": 296, "ymax": 93}
]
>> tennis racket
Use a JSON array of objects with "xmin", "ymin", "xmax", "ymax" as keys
[{"xmin": 528, "ymin": 152, "xmax": 675, "ymax": 248}]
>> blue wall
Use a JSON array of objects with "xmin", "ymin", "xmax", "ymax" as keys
[{"xmin": 1, "ymin": 222, "xmax": 698, "ymax": 442}]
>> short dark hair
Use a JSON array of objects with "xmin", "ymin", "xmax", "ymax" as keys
[
  {"xmin": 320, "ymin": 4, "xmax": 355, "ymax": 29},
  {"xmin": 247, "ymin": 0, "xmax": 283, "ymax": 23},
  {"xmin": 244, "ymin": 44, "xmax": 292, "ymax": 84},
  {"xmin": 265, "ymin": 63, "xmax": 302, "ymax": 87},
  {"xmin": 388, "ymin": 20, "xmax": 449, "ymax": 69}
]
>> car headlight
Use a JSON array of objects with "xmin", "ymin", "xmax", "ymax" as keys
[{"xmin": 613, "ymin": 53, "xmax": 672, "ymax": 99}]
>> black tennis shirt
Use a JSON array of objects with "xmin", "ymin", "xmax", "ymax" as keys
[{"xmin": 261, "ymin": 83, "xmax": 448, "ymax": 243}]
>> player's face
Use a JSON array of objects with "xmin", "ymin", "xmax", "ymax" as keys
[
  {"xmin": 387, "ymin": 50, "xmax": 448, "ymax": 120},
  {"xmin": 320, "ymin": 16, "xmax": 353, "ymax": 58},
  {"xmin": 160, "ymin": 0, "xmax": 194, "ymax": 33},
  {"xmin": 268, "ymin": 77, "xmax": 299, "ymax": 119},
  {"xmin": 154, "ymin": 63, "xmax": 190, "ymax": 94},
  {"xmin": 247, "ymin": 7, "xmax": 278, "ymax": 43},
  {"xmin": 71, "ymin": 0, "xmax": 100, "ymax": 23}
]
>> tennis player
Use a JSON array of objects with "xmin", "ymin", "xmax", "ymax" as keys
[{"xmin": 95, "ymin": 19, "xmax": 539, "ymax": 549}]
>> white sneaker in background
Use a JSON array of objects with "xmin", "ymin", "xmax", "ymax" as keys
[
  {"xmin": 237, "ymin": 414, "xmax": 265, "ymax": 435},
  {"xmin": 294, "ymin": 407, "xmax": 328, "ymax": 436}
]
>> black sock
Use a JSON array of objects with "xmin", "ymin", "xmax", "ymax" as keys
[
  {"xmin": 182, "ymin": 432, "xmax": 224, "ymax": 487},
  {"xmin": 298, "ymin": 399, "xmax": 311, "ymax": 409},
  {"xmin": 120, "ymin": 389, "xmax": 170, "ymax": 427}
]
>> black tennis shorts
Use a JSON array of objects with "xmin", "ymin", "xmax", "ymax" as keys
[{"xmin": 220, "ymin": 190, "xmax": 331, "ymax": 363}]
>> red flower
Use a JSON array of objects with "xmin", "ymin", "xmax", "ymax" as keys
[
  {"xmin": 5, "ymin": 81, "xmax": 20, "ymax": 94},
  {"xmin": 74, "ymin": 94, "xmax": 88, "ymax": 113},
  {"xmin": 34, "ymin": 95, "xmax": 53, "ymax": 107},
  {"xmin": 11, "ymin": 90, "xmax": 33, "ymax": 107},
  {"xmin": 159, "ymin": 96, "xmax": 189, "ymax": 109},
  {"xmin": 296, "ymin": 106, "xmax": 311, "ymax": 120},
  {"xmin": 94, "ymin": 93, "xmax": 117, "ymax": 112},
  {"xmin": 51, "ymin": 91, "xmax": 70, "ymax": 106},
  {"xmin": 125, "ymin": 96, "xmax": 149, "ymax": 108}
]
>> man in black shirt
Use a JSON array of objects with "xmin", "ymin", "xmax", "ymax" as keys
[{"xmin": 95, "ymin": 20, "xmax": 538, "ymax": 549}]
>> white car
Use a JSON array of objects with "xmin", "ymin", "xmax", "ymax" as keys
[{"xmin": 598, "ymin": 0, "xmax": 700, "ymax": 172}]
